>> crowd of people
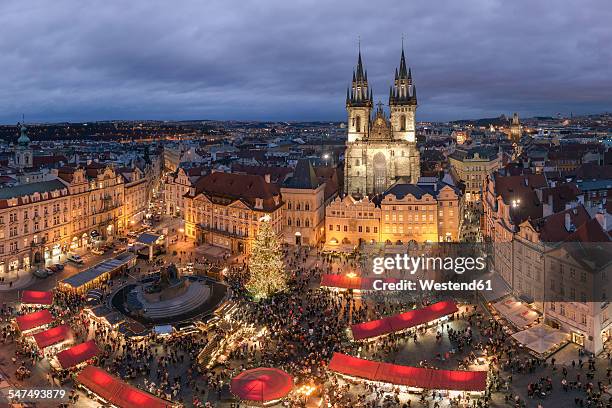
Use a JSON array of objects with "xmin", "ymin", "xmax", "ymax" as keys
[{"xmin": 6, "ymin": 242, "xmax": 612, "ymax": 408}]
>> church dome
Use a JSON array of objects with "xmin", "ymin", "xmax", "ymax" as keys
[{"xmin": 17, "ymin": 124, "xmax": 30, "ymax": 146}]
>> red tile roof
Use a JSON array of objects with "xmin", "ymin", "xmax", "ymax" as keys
[{"xmin": 192, "ymin": 172, "xmax": 282, "ymax": 212}]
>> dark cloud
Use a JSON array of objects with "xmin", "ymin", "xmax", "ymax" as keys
[{"xmin": 0, "ymin": 0, "xmax": 610, "ymax": 123}]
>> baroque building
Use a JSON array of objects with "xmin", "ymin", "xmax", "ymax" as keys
[
  {"xmin": 326, "ymin": 177, "xmax": 462, "ymax": 246},
  {"xmin": 344, "ymin": 48, "xmax": 420, "ymax": 196}
]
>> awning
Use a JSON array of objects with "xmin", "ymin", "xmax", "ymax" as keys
[
  {"xmin": 493, "ymin": 296, "xmax": 539, "ymax": 329},
  {"xmin": 351, "ymin": 301, "xmax": 458, "ymax": 341},
  {"xmin": 33, "ymin": 324, "xmax": 73, "ymax": 349},
  {"xmin": 320, "ymin": 274, "xmax": 400, "ymax": 291},
  {"xmin": 328, "ymin": 353, "xmax": 487, "ymax": 392},
  {"xmin": 76, "ymin": 366, "xmax": 173, "ymax": 408},
  {"xmin": 56, "ymin": 340, "xmax": 99, "ymax": 369},
  {"xmin": 231, "ymin": 367, "xmax": 293, "ymax": 403},
  {"xmin": 15, "ymin": 309, "xmax": 53, "ymax": 332},
  {"xmin": 154, "ymin": 325, "xmax": 174, "ymax": 335},
  {"xmin": 511, "ymin": 324, "xmax": 569, "ymax": 355},
  {"xmin": 21, "ymin": 290, "xmax": 53, "ymax": 305}
]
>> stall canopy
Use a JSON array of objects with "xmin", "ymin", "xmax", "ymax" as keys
[
  {"xmin": 21, "ymin": 290, "xmax": 53, "ymax": 305},
  {"xmin": 57, "ymin": 340, "xmax": 99, "ymax": 369},
  {"xmin": 351, "ymin": 301, "xmax": 458, "ymax": 341},
  {"xmin": 493, "ymin": 297, "xmax": 539, "ymax": 329},
  {"xmin": 320, "ymin": 274, "xmax": 399, "ymax": 291},
  {"xmin": 15, "ymin": 309, "xmax": 53, "ymax": 332},
  {"xmin": 32, "ymin": 324, "xmax": 73, "ymax": 349},
  {"xmin": 328, "ymin": 353, "xmax": 487, "ymax": 392},
  {"xmin": 231, "ymin": 367, "xmax": 293, "ymax": 403},
  {"xmin": 76, "ymin": 366, "xmax": 173, "ymax": 408},
  {"xmin": 511, "ymin": 324, "xmax": 569, "ymax": 355},
  {"xmin": 60, "ymin": 252, "xmax": 136, "ymax": 292}
]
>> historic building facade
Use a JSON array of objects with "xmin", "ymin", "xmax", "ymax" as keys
[
  {"xmin": 184, "ymin": 172, "xmax": 284, "ymax": 255},
  {"xmin": 326, "ymin": 178, "xmax": 462, "ymax": 246},
  {"xmin": 344, "ymin": 49, "xmax": 420, "ymax": 197},
  {"xmin": 281, "ymin": 160, "xmax": 326, "ymax": 246},
  {"xmin": 483, "ymin": 169, "xmax": 612, "ymax": 353},
  {"xmin": 448, "ymin": 146, "xmax": 503, "ymax": 202}
]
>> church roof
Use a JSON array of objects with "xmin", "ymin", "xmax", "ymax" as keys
[
  {"xmin": 284, "ymin": 159, "xmax": 321, "ymax": 190},
  {"xmin": 17, "ymin": 124, "xmax": 31, "ymax": 146}
]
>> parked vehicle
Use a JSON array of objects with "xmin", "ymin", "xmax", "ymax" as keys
[
  {"xmin": 33, "ymin": 269, "xmax": 49, "ymax": 278},
  {"xmin": 91, "ymin": 248, "xmax": 104, "ymax": 255},
  {"xmin": 47, "ymin": 265, "xmax": 61, "ymax": 274},
  {"xmin": 67, "ymin": 254, "xmax": 84, "ymax": 264}
]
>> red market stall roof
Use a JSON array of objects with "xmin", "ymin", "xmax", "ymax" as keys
[
  {"xmin": 351, "ymin": 301, "xmax": 458, "ymax": 340},
  {"xmin": 320, "ymin": 274, "xmax": 399, "ymax": 290},
  {"xmin": 15, "ymin": 309, "xmax": 53, "ymax": 332},
  {"xmin": 32, "ymin": 324, "xmax": 73, "ymax": 349},
  {"xmin": 21, "ymin": 290, "xmax": 53, "ymax": 305},
  {"xmin": 76, "ymin": 366, "xmax": 173, "ymax": 408},
  {"xmin": 231, "ymin": 367, "xmax": 293, "ymax": 403},
  {"xmin": 57, "ymin": 340, "xmax": 99, "ymax": 369},
  {"xmin": 328, "ymin": 353, "xmax": 487, "ymax": 392}
]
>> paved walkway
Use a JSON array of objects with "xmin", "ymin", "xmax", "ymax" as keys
[{"xmin": 0, "ymin": 273, "xmax": 35, "ymax": 292}]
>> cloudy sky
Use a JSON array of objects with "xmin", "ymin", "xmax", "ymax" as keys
[{"xmin": 0, "ymin": 0, "xmax": 611, "ymax": 123}]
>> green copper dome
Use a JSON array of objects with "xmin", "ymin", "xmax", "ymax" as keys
[{"xmin": 17, "ymin": 124, "xmax": 30, "ymax": 146}]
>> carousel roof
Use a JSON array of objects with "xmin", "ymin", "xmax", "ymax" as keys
[{"xmin": 231, "ymin": 367, "xmax": 293, "ymax": 403}]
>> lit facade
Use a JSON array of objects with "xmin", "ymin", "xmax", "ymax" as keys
[
  {"xmin": 184, "ymin": 172, "xmax": 284, "ymax": 255},
  {"xmin": 344, "ymin": 49, "xmax": 420, "ymax": 196},
  {"xmin": 449, "ymin": 147, "xmax": 502, "ymax": 202},
  {"xmin": 325, "ymin": 180, "xmax": 461, "ymax": 246}
]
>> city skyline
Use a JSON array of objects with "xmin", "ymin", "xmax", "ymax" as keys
[{"xmin": 1, "ymin": 0, "xmax": 611, "ymax": 124}]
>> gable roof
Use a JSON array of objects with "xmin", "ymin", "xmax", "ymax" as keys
[
  {"xmin": 284, "ymin": 159, "xmax": 320, "ymax": 189},
  {"xmin": 192, "ymin": 172, "xmax": 282, "ymax": 212}
]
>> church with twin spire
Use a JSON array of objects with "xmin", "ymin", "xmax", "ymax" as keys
[{"xmin": 344, "ymin": 46, "xmax": 420, "ymax": 197}]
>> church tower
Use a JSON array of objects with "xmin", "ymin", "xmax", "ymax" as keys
[
  {"xmin": 346, "ymin": 49, "xmax": 373, "ymax": 143},
  {"xmin": 344, "ymin": 44, "xmax": 420, "ymax": 197},
  {"xmin": 15, "ymin": 123, "xmax": 33, "ymax": 170},
  {"xmin": 389, "ymin": 47, "xmax": 417, "ymax": 142},
  {"xmin": 510, "ymin": 112, "xmax": 522, "ymax": 144}
]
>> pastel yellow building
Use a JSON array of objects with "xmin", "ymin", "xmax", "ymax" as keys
[{"xmin": 325, "ymin": 178, "xmax": 462, "ymax": 246}]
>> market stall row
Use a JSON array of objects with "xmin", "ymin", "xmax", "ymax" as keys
[
  {"xmin": 350, "ymin": 300, "xmax": 459, "ymax": 341},
  {"xmin": 328, "ymin": 353, "xmax": 487, "ymax": 392}
]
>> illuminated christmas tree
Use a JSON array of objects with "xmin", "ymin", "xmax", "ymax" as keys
[{"xmin": 246, "ymin": 215, "xmax": 287, "ymax": 299}]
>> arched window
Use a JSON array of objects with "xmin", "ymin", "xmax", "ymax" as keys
[
  {"xmin": 287, "ymin": 202, "xmax": 292, "ymax": 210},
  {"xmin": 400, "ymin": 114, "xmax": 406, "ymax": 131},
  {"xmin": 296, "ymin": 219, "xmax": 301, "ymax": 227},
  {"xmin": 355, "ymin": 115, "xmax": 361, "ymax": 133},
  {"xmin": 305, "ymin": 219, "xmax": 310, "ymax": 227},
  {"xmin": 287, "ymin": 218, "xmax": 292, "ymax": 226},
  {"xmin": 305, "ymin": 203, "xmax": 310, "ymax": 211}
]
